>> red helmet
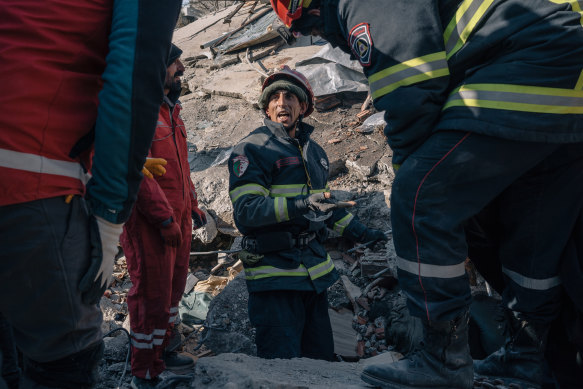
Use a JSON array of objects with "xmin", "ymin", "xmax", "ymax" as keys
[
  {"xmin": 262, "ymin": 65, "xmax": 315, "ymax": 118},
  {"xmin": 270, "ymin": 0, "xmax": 310, "ymax": 27}
]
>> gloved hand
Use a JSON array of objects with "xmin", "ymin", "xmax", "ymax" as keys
[
  {"xmin": 142, "ymin": 157, "xmax": 167, "ymax": 179},
  {"xmin": 79, "ymin": 215, "xmax": 124, "ymax": 305},
  {"xmin": 360, "ymin": 228, "xmax": 388, "ymax": 248},
  {"xmin": 192, "ymin": 207, "xmax": 207, "ymax": 229},
  {"xmin": 294, "ymin": 192, "xmax": 337, "ymax": 215},
  {"xmin": 160, "ymin": 219, "xmax": 182, "ymax": 247}
]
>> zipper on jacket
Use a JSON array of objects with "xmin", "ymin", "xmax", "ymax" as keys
[{"xmin": 297, "ymin": 143, "xmax": 312, "ymax": 190}]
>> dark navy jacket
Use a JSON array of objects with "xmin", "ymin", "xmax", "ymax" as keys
[
  {"xmin": 321, "ymin": 0, "xmax": 583, "ymax": 165},
  {"xmin": 228, "ymin": 119, "xmax": 367, "ymax": 293}
]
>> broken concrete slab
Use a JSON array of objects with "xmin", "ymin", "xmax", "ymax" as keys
[
  {"xmin": 329, "ymin": 308, "xmax": 359, "ymax": 358},
  {"xmin": 200, "ymin": 45, "xmax": 323, "ymax": 106}
]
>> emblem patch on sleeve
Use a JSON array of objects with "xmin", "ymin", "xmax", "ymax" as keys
[
  {"xmin": 348, "ymin": 23, "xmax": 373, "ymax": 67},
  {"xmin": 232, "ymin": 155, "xmax": 249, "ymax": 177}
]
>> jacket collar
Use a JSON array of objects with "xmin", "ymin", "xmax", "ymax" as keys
[{"xmin": 263, "ymin": 118, "xmax": 315, "ymax": 145}]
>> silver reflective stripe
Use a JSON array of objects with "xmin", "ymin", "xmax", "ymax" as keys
[
  {"xmin": 229, "ymin": 183, "xmax": 269, "ymax": 203},
  {"xmin": 397, "ymin": 257, "xmax": 466, "ymax": 278},
  {"xmin": 308, "ymin": 255, "xmax": 335, "ymax": 280},
  {"xmin": 368, "ymin": 52, "xmax": 449, "ymax": 100},
  {"xmin": 170, "ymin": 307, "xmax": 178, "ymax": 313},
  {"xmin": 502, "ymin": 266, "xmax": 561, "ymax": 291},
  {"xmin": 0, "ymin": 148, "xmax": 89, "ymax": 184},
  {"xmin": 274, "ymin": 197, "xmax": 289, "ymax": 223},
  {"xmin": 245, "ymin": 264, "xmax": 309, "ymax": 280},
  {"xmin": 443, "ymin": 0, "xmax": 494, "ymax": 59},
  {"xmin": 131, "ymin": 329, "xmax": 166, "ymax": 341},
  {"xmin": 131, "ymin": 338, "xmax": 164, "ymax": 349},
  {"xmin": 333, "ymin": 213, "xmax": 354, "ymax": 235},
  {"xmin": 131, "ymin": 339, "xmax": 153, "ymax": 349},
  {"xmin": 168, "ymin": 314, "xmax": 177, "ymax": 323}
]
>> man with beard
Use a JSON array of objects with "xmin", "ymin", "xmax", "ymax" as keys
[
  {"xmin": 228, "ymin": 66, "xmax": 386, "ymax": 360},
  {"xmin": 121, "ymin": 44, "xmax": 207, "ymax": 389}
]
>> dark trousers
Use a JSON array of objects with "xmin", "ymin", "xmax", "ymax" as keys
[
  {"xmin": 0, "ymin": 197, "xmax": 103, "ymax": 388},
  {"xmin": 248, "ymin": 290, "xmax": 334, "ymax": 360},
  {"xmin": 0, "ymin": 313, "xmax": 19, "ymax": 389},
  {"xmin": 391, "ymin": 130, "xmax": 583, "ymax": 323}
]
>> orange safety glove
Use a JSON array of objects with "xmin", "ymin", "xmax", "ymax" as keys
[
  {"xmin": 142, "ymin": 158, "xmax": 167, "ymax": 178},
  {"xmin": 160, "ymin": 218, "xmax": 182, "ymax": 247}
]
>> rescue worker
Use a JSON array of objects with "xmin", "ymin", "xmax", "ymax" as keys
[
  {"xmin": 228, "ymin": 66, "xmax": 386, "ymax": 360},
  {"xmin": 121, "ymin": 44, "xmax": 207, "ymax": 389},
  {"xmin": 0, "ymin": 0, "xmax": 180, "ymax": 387},
  {"xmin": 269, "ymin": 1, "xmax": 583, "ymax": 388}
]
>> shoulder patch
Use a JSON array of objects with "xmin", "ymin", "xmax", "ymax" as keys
[
  {"xmin": 320, "ymin": 158, "xmax": 328, "ymax": 170},
  {"xmin": 348, "ymin": 23, "xmax": 373, "ymax": 67},
  {"xmin": 232, "ymin": 155, "xmax": 249, "ymax": 177}
]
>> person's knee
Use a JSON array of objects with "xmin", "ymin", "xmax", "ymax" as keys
[{"xmin": 22, "ymin": 340, "xmax": 104, "ymax": 389}]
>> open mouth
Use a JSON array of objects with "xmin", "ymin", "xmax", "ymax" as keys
[{"xmin": 277, "ymin": 112, "xmax": 290, "ymax": 120}]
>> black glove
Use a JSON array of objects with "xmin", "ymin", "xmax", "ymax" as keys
[
  {"xmin": 293, "ymin": 193, "xmax": 337, "ymax": 215},
  {"xmin": 79, "ymin": 215, "xmax": 123, "ymax": 305},
  {"xmin": 360, "ymin": 228, "xmax": 388, "ymax": 248},
  {"xmin": 192, "ymin": 207, "xmax": 207, "ymax": 229}
]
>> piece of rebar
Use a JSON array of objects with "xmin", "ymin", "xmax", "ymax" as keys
[{"xmin": 190, "ymin": 248, "xmax": 241, "ymax": 255}]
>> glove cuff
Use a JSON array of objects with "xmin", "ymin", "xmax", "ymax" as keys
[{"xmin": 288, "ymin": 197, "xmax": 308, "ymax": 219}]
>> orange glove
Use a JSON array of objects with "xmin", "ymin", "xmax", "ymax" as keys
[
  {"xmin": 142, "ymin": 158, "xmax": 167, "ymax": 178},
  {"xmin": 160, "ymin": 219, "xmax": 182, "ymax": 247}
]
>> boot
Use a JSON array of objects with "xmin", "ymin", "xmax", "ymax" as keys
[
  {"xmin": 130, "ymin": 376, "xmax": 161, "ymax": 389},
  {"xmin": 361, "ymin": 312, "xmax": 473, "ymax": 389},
  {"xmin": 474, "ymin": 310, "xmax": 550, "ymax": 389},
  {"xmin": 163, "ymin": 351, "xmax": 194, "ymax": 371}
]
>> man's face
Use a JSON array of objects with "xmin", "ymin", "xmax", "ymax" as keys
[
  {"xmin": 164, "ymin": 58, "xmax": 185, "ymax": 92},
  {"xmin": 265, "ymin": 90, "xmax": 307, "ymax": 129}
]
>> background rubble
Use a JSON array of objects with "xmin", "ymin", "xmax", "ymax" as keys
[{"xmin": 96, "ymin": 3, "xmax": 493, "ymax": 388}]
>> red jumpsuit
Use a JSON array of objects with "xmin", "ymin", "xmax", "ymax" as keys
[{"xmin": 120, "ymin": 97, "xmax": 200, "ymax": 379}]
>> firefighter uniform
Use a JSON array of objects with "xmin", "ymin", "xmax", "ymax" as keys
[
  {"xmin": 229, "ymin": 118, "xmax": 370, "ymax": 359},
  {"xmin": 121, "ymin": 97, "xmax": 200, "ymax": 379},
  {"xmin": 311, "ymin": 0, "xmax": 583, "ymax": 325}
]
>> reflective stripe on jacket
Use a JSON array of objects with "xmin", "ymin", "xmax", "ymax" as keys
[
  {"xmin": 0, "ymin": 0, "xmax": 181, "ymax": 223},
  {"xmin": 326, "ymin": 0, "xmax": 583, "ymax": 165},
  {"xmin": 228, "ymin": 119, "xmax": 367, "ymax": 293}
]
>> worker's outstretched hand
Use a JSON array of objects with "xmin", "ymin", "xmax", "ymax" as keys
[
  {"xmin": 295, "ymin": 192, "xmax": 337, "ymax": 214},
  {"xmin": 142, "ymin": 157, "xmax": 167, "ymax": 178},
  {"xmin": 160, "ymin": 220, "xmax": 182, "ymax": 247},
  {"xmin": 79, "ymin": 215, "xmax": 123, "ymax": 305},
  {"xmin": 192, "ymin": 207, "xmax": 207, "ymax": 229},
  {"xmin": 360, "ymin": 228, "xmax": 388, "ymax": 248}
]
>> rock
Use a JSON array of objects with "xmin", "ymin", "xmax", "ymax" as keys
[
  {"xmin": 193, "ymin": 208, "xmax": 218, "ymax": 244},
  {"xmin": 194, "ymin": 353, "xmax": 369, "ymax": 389},
  {"xmin": 103, "ymin": 335, "xmax": 130, "ymax": 363},
  {"xmin": 202, "ymin": 273, "xmax": 256, "ymax": 355}
]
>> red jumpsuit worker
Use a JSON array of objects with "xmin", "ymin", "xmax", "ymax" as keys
[{"xmin": 120, "ymin": 44, "xmax": 206, "ymax": 388}]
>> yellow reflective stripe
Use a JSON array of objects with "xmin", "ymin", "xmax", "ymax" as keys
[
  {"xmin": 229, "ymin": 183, "xmax": 269, "ymax": 203},
  {"xmin": 443, "ymin": 83, "xmax": 583, "ymax": 114},
  {"xmin": 575, "ymin": 70, "xmax": 583, "ymax": 90},
  {"xmin": 333, "ymin": 213, "xmax": 354, "ymax": 235},
  {"xmin": 309, "ymin": 187, "xmax": 328, "ymax": 194},
  {"xmin": 274, "ymin": 197, "xmax": 289, "ymax": 223},
  {"xmin": 270, "ymin": 184, "xmax": 306, "ymax": 198},
  {"xmin": 368, "ymin": 52, "xmax": 449, "ymax": 100},
  {"xmin": 444, "ymin": 0, "xmax": 494, "ymax": 59},
  {"xmin": 308, "ymin": 255, "xmax": 335, "ymax": 280},
  {"xmin": 245, "ymin": 264, "xmax": 309, "ymax": 280}
]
